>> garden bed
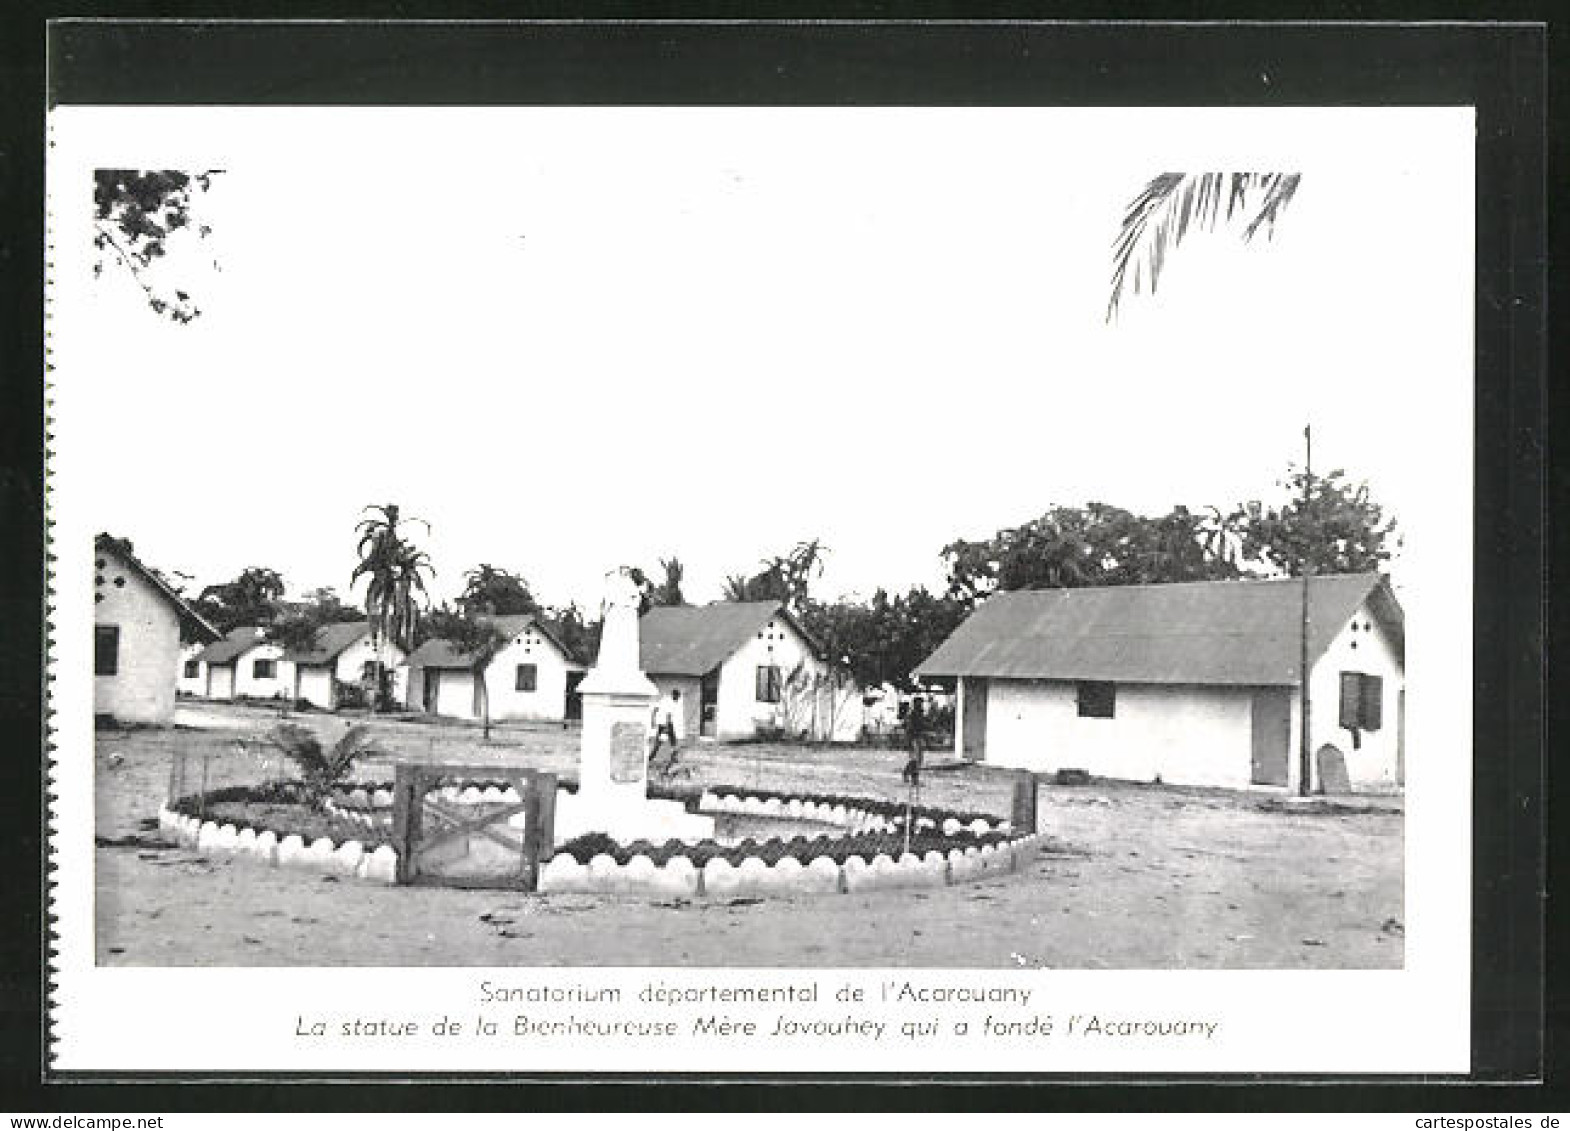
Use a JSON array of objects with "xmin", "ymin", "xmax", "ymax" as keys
[{"xmin": 164, "ymin": 775, "xmax": 1033, "ymax": 897}]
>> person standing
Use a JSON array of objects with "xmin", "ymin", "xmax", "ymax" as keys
[
  {"xmin": 649, "ymin": 688, "xmax": 683, "ymax": 772},
  {"xmin": 902, "ymin": 694, "xmax": 927, "ymax": 786}
]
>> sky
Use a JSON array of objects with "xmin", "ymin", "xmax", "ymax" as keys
[{"xmin": 51, "ymin": 106, "xmax": 1474, "ymax": 611}]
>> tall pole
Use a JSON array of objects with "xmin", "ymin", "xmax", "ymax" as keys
[{"xmin": 1298, "ymin": 424, "xmax": 1313, "ymax": 796}]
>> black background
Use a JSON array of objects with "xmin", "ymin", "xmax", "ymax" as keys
[{"xmin": 2, "ymin": 11, "xmax": 1554, "ymax": 1112}]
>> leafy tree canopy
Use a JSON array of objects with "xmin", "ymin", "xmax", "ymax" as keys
[
  {"xmin": 942, "ymin": 503, "xmax": 1241, "ymax": 604},
  {"xmin": 1235, "ymin": 466, "xmax": 1399, "ymax": 577},
  {"xmin": 195, "ymin": 566, "xmax": 286, "ymax": 633},
  {"xmin": 723, "ymin": 539, "xmax": 827, "ymax": 612},
  {"xmin": 93, "ymin": 168, "xmax": 220, "ymax": 323},
  {"xmin": 456, "ymin": 564, "xmax": 539, "ymax": 618},
  {"xmin": 800, "ymin": 586, "xmax": 967, "ymax": 692}
]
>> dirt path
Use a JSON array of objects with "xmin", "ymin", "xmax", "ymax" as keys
[{"xmin": 93, "ymin": 705, "xmax": 1404, "ymax": 968}]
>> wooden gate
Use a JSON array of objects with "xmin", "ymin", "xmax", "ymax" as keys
[{"xmin": 392, "ymin": 764, "xmax": 556, "ymax": 890}]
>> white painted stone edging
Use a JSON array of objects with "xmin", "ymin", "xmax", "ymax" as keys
[{"xmin": 158, "ymin": 803, "xmax": 399, "ymax": 884}]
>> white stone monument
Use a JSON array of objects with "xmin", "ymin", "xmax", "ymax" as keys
[{"xmin": 553, "ymin": 570, "xmax": 715, "ymax": 846}]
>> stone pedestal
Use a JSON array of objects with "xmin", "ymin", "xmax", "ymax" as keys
[{"xmin": 556, "ymin": 571, "xmax": 714, "ymax": 847}]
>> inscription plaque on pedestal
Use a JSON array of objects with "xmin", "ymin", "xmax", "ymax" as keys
[{"xmin": 609, "ymin": 721, "xmax": 647, "ymax": 783}]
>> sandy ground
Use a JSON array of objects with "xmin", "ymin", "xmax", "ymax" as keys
[{"xmin": 94, "ymin": 701, "xmax": 1404, "ymax": 968}]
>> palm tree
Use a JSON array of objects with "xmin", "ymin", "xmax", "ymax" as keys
[
  {"xmin": 350, "ymin": 504, "xmax": 433, "ymax": 711},
  {"xmin": 1106, "ymin": 172, "xmax": 1302, "ymax": 321}
]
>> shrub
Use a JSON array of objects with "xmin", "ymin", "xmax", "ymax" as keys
[
  {"xmin": 268, "ymin": 723, "xmax": 381, "ymax": 808},
  {"xmin": 559, "ymin": 831, "xmax": 619, "ymax": 859}
]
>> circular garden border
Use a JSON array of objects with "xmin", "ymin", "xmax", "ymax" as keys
[{"xmin": 161, "ymin": 777, "xmax": 1045, "ymax": 898}]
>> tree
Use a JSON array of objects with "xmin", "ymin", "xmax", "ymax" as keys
[
  {"xmin": 723, "ymin": 539, "xmax": 827, "ymax": 611},
  {"xmin": 194, "ymin": 567, "xmax": 286, "ymax": 633},
  {"xmin": 539, "ymin": 603, "xmax": 600, "ymax": 667},
  {"xmin": 1107, "ymin": 172, "xmax": 1302, "ymax": 321},
  {"xmin": 350, "ymin": 504, "xmax": 434, "ymax": 711},
  {"xmin": 265, "ymin": 587, "xmax": 364, "ymax": 656},
  {"xmin": 623, "ymin": 557, "xmax": 686, "ymax": 614},
  {"xmin": 942, "ymin": 503, "xmax": 1242, "ymax": 603},
  {"xmin": 93, "ymin": 168, "xmax": 220, "ymax": 323},
  {"xmin": 1235, "ymin": 465, "xmax": 1399, "ymax": 577},
  {"xmin": 800, "ymin": 586, "xmax": 968, "ymax": 694},
  {"xmin": 456, "ymin": 564, "xmax": 539, "ymax": 618},
  {"xmin": 425, "ymin": 607, "xmax": 511, "ymax": 740}
]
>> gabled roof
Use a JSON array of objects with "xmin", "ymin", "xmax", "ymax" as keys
[
  {"xmin": 638, "ymin": 601, "xmax": 819, "ymax": 676},
  {"xmin": 95, "ymin": 533, "xmax": 220, "ymax": 643},
  {"xmin": 279, "ymin": 621, "xmax": 371, "ymax": 665},
  {"xmin": 196, "ymin": 626, "xmax": 270, "ymax": 665},
  {"xmin": 917, "ymin": 573, "xmax": 1403, "ymax": 687},
  {"xmin": 407, "ymin": 614, "xmax": 573, "ymax": 670}
]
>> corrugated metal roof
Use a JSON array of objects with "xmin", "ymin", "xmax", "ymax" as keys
[
  {"xmin": 279, "ymin": 621, "xmax": 370, "ymax": 665},
  {"xmin": 195, "ymin": 626, "xmax": 269, "ymax": 666},
  {"xmin": 916, "ymin": 574, "xmax": 1401, "ymax": 687},
  {"xmin": 407, "ymin": 614, "xmax": 560, "ymax": 670},
  {"xmin": 639, "ymin": 601, "xmax": 792, "ymax": 676}
]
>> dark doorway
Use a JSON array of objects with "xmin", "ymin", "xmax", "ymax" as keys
[
  {"xmin": 422, "ymin": 669, "xmax": 441, "ymax": 714},
  {"xmin": 1250, "ymin": 688, "xmax": 1292, "ymax": 786},
  {"xmin": 961, "ymin": 678, "xmax": 988, "ymax": 761},
  {"xmin": 564, "ymin": 670, "xmax": 585, "ymax": 722},
  {"xmin": 699, "ymin": 670, "xmax": 719, "ymax": 738}
]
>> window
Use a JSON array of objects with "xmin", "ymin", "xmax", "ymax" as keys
[
  {"xmin": 1339, "ymin": 672, "xmax": 1384, "ymax": 731},
  {"xmin": 515, "ymin": 663, "xmax": 538, "ymax": 692},
  {"xmin": 361, "ymin": 660, "xmax": 378, "ymax": 684},
  {"xmin": 253, "ymin": 658, "xmax": 276, "ymax": 680},
  {"xmin": 1076, "ymin": 681, "xmax": 1116, "ymax": 718},
  {"xmin": 94, "ymin": 626, "xmax": 119, "ymax": 676},
  {"xmin": 184, "ymin": 659, "xmax": 200, "ymax": 678},
  {"xmin": 756, "ymin": 664, "xmax": 782, "ymax": 703}
]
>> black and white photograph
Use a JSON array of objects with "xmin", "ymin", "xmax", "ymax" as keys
[{"xmin": 40, "ymin": 23, "xmax": 1507, "ymax": 1078}]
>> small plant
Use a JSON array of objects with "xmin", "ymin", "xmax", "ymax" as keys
[
  {"xmin": 268, "ymin": 723, "xmax": 380, "ymax": 808},
  {"xmin": 559, "ymin": 831, "xmax": 619, "ymax": 859}
]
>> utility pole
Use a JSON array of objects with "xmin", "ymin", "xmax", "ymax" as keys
[{"xmin": 1298, "ymin": 424, "xmax": 1313, "ymax": 797}]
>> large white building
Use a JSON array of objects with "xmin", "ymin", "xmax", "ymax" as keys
[
  {"xmin": 917, "ymin": 574, "xmax": 1405, "ymax": 793},
  {"xmin": 638, "ymin": 601, "xmax": 862, "ymax": 743},
  {"xmin": 405, "ymin": 614, "xmax": 585, "ymax": 723},
  {"xmin": 93, "ymin": 534, "xmax": 219, "ymax": 725}
]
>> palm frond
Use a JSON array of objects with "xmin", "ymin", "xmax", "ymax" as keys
[{"xmin": 1107, "ymin": 171, "xmax": 1303, "ymax": 321}]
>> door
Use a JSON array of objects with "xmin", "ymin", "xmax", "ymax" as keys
[
  {"xmin": 1250, "ymin": 688, "xmax": 1291, "ymax": 786},
  {"xmin": 422, "ymin": 668, "xmax": 441, "ymax": 714},
  {"xmin": 699, "ymin": 670, "xmax": 719, "ymax": 738},
  {"xmin": 961, "ymin": 678, "xmax": 988, "ymax": 761},
  {"xmin": 563, "ymin": 671, "xmax": 584, "ymax": 722}
]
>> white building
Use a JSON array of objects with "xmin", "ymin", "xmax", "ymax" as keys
[
  {"xmin": 94, "ymin": 534, "xmax": 219, "ymax": 725},
  {"xmin": 279, "ymin": 621, "xmax": 407, "ymax": 711},
  {"xmin": 405, "ymin": 614, "xmax": 586, "ymax": 723},
  {"xmin": 638, "ymin": 601, "xmax": 862, "ymax": 743},
  {"xmin": 917, "ymin": 574, "xmax": 1405, "ymax": 793},
  {"xmin": 194, "ymin": 627, "xmax": 290, "ymax": 701},
  {"xmin": 176, "ymin": 641, "xmax": 207, "ymax": 697}
]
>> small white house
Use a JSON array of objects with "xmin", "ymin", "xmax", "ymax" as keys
[
  {"xmin": 195, "ymin": 627, "xmax": 290, "ymax": 701},
  {"xmin": 94, "ymin": 534, "xmax": 219, "ymax": 725},
  {"xmin": 917, "ymin": 573, "xmax": 1405, "ymax": 793},
  {"xmin": 405, "ymin": 614, "xmax": 586, "ymax": 723},
  {"xmin": 638, "ymin": 601, "xmax": 862, "ymax": 742},
  {"xmin": 279, "ymin": 622, "xmax": 407, "ymax": 711}
]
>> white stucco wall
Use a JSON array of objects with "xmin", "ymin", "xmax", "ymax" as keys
[
  {"xmin": 478, "ymin": 630, "xmax": 583, "ymax": 722},
  {"xmin": 1301, "ymin": 598, "xmax": 1405, "ymax": 789},
  {"xmin": 176, "ymin": 643, "xmax": 206, "ymax": 697},
  {"xmin": 231, "ymin": 643, "xmax": 290, "ymax": 700},
  {"xmin": 710, "ymin": 615, "xmax": 859, "ymax": 741},
  {"xmin": 294, "ymin": 664, "xmax": 335, "ymax": 709},
  {"xmin": 978, "ymin": 677, "xmax": 1259, "ymax": 788},
  {"xmin": 434, "ymin": 668, "xmax": 478, "ymax": 718},
  {"xmin": 94, "ymin": 549, "xmax": 181, "ymax": 724},
  {"xmin": 205, "ymin": 663, "xmax": 235, "ymax": 700}
]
